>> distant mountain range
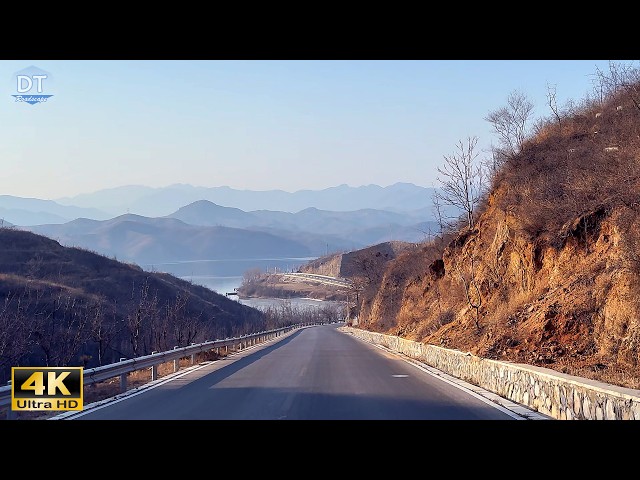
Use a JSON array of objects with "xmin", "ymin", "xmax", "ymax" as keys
[
  {"xmin": 167, "ymin": 200, "xmax": 437, "ymax": 246},
  {"xmin": 55, "ymin": 182, "xmax": 440, "ymax": 217},
  {"xmin": 0, "ymin": 195, "xmax": 110, "ymax": 225},
  {"xmin": 24, "ymin": 201, "xmax": 438, "ymax": 265},
  {"xmin": 3, "ymin": 183, "xmax": 450, "ymax": 266},
  {"xmin": 25, "ymin": 214, "xmax": 325, "ymax": 264}
]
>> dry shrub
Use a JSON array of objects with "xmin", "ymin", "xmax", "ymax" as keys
[{"xmin": 492, "ymin": 83, "xmax": 640, "ymax": 244}]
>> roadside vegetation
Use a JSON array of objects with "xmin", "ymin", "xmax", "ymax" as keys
[
  {"xmin": 352, "ymin": 61, "xmax": 640, "ymax": 390},
  {"xmin": 0, "ymin": 228, "xmax": 276, "ymax": 384}
]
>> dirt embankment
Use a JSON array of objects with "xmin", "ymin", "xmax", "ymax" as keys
[{"xmin": 357, "ymin": 82, "xmax": 640, "ymax": 390}]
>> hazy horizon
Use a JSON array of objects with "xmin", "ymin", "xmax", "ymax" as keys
[
  {"xmin": 53, "ymin": 180, "xmax": 427, "ymax": 202},
  {"xmin": 2, "ymin": 59, "xmax": 622, "ymax": 199}
]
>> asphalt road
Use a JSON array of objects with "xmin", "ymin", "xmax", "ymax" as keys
[{"xmin": 68, "ymin": 324, "xmax": 524, "ymax": 420}]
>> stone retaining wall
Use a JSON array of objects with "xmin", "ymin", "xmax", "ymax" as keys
[{"xmin": 341, "ymin": 326, "xmax": 640, "ymax": 420}]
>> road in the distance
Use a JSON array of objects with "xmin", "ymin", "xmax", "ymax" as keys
[{"xmin": 70, "ymin": 324, "xmax": 521, "ymax": 420}]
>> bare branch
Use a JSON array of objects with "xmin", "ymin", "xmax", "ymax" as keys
[
  {"xmin": 434, "ymin": 136, "xmax": 484, "ymax": 229},
  {"xmin": 485, "ymin": 90, "xmax": 535, "ymax": 159},
  {"xmin": 546, "ymin": 83, "xmax": 562, "ymax": 124}
]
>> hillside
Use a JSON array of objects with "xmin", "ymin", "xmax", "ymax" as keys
[
  {"xmin": 300, "ymin": 241, "xmax": 418, "ymax": 278},
  {"xmin": 353, "ymin": 69, "xmax": 640, "ymax": 390},
  {"xmin": 237, "ymin": 241, "xmax": 419, "ymax": 301},
  {"xmin": 0, "ymin": 227, "xmax": 268, "ymax": 384}
]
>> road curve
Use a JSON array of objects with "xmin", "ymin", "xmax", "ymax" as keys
[
  {"xmin": 67, "ymin": 324, "xmax": 527, "ymax": 420},
  {"xmin": 279, "ymin": 272, "xmax": 352, "ymax": 288}
]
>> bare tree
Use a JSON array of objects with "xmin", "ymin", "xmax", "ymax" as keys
[
  {"xmin": 485, "ymin": 90, "xmax": 535, "ymax": 159},
  {"xmin": 546, "ymin": 83, "xmax": 562, "ymax": 125},
  {"xmin": 169, "ymin": 292, "xmax": 201, "ymax": 347},
  {"xmin": 126, "ymin": 277, "xmax": 159, "ymax": 358},
  {"xmin": 481, "ymin": 146, "xmax": 509, "ymax": 189},
  {"xmin": 0, "ymin": 290, "xmax": 36, "ymax": 378},
  {"xmin": 593, "ymin": 60, "xmax": 640, "ymax": 111},
  {"xmin": 33, "ymin": 291, "xmax": 91, "ymax": 367},
  {"xmin": 431, "ymin": 193, "xmax": 446, "ymax": 239},
  {"xmin": 347, "ymin": 277, "xmax": 366, "ymax": 321},
  {"xmin": 434, "ymin": 136, "xmax": 485, "ymax": 230},
  {"xmin": 242, "ymin": 267, "xmax": 263, "ymax": 286},
  {"xmin": 89, "ymin": 301, "xmax": 120, "ymax": 366}
]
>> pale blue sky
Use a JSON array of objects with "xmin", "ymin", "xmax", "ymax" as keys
[{"xmin": 0, "ymin": 60, "xmax": 617, "ymax": 200}]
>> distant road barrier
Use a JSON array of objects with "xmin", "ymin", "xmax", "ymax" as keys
[
  {"xmin": 280, "ymin": 272, "xmax": 352, "ymax": 288},
  {"xmin": 0, "ymin": 322, "xmax": 325, "ymax": 419}
]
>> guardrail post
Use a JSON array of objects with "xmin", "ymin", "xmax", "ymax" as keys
[
  {"xmin": 173, "ymin": 346, "xmax": 180, "ymax": 372},
  {"xmin": 118, "ymin": 358, "xmax": 127, "ymax": 392},
  {"xmin": 149, "ymin": 352, "xmax": 158, "ymax": 381}
]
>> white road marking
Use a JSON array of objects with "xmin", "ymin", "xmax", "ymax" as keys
[{"xmin": 369, "ymin": 343, "xmax": 531, "ymax": 420}]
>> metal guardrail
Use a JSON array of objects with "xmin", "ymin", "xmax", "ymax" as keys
[
  {"xmin": 0, "ymin": 322, "xmax": 323, "ymax": 416},
  {"xmin": 280, "ymin": 272, "xmax": 352, "ymax": 287}
]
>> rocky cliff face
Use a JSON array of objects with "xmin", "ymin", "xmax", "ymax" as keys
[
  {"xmin": 360, "ymin": 195, "xmax": 640, "ymax": 389},
  {"xmin": 357, "ymin": 80, "xmax": 640, "ymax": 389}
]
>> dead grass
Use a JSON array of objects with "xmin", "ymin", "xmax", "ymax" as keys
[{"xmin": 354, "ymin": 79, "xmax": 640, "ymax": 392}]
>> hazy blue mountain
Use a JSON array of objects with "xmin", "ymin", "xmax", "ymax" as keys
[
  {"xmin": 0, "ymin": 195, "xmax": 110, "ymax": 225},
  {"xmin": 343, "ymin": 221, "xmax": 439, "ymax": 246},
  {"xmin": 0, "ymin": 208, "xmax": 68, "ymax": 226},
  {"xmin": 33, "ymin": 214, "xmax": 186, "ymax": 238},
  {"xmin": 168, "ymin": 200, "xmax": 259, "ymax": 227},
  {"xmin": 55, "ymin": 185, "xmax": 158, "ymax": 214},
  {"xmin": 24, "ymin": 214, "xmax": 357, "ymax": 264},
  {"xmin": 168, "ymin": 200, "xmax": 431, "ymax": 233},
  {"xmin": 290, "ymin": 207, "xmax": 417, "ymax": 232},
  {"xmin": 56, "ymin": 182, "xmax": 440, "ymax": 217},
  {"xmin": 246, "ymin": 226, "xmax": 365, "ymax": 255}
]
